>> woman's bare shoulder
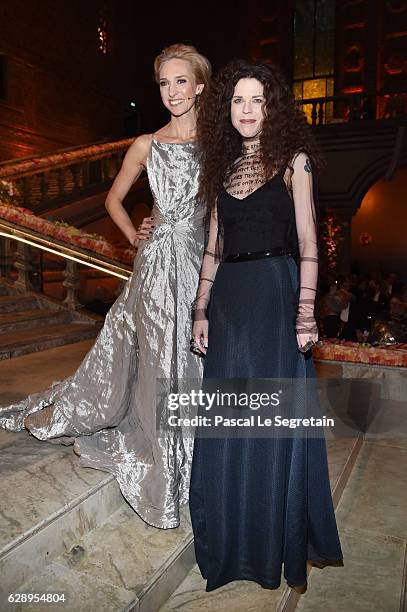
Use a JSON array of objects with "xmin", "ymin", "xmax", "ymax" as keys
[
  {"xmin": 125, "ymin": 134, "xmax": 153, "ymax": 167},
  {"xmin": 128, "ymin": 133, "xmax": 153, "ymax": 155}
]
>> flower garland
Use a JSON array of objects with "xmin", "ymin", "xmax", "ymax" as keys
[
  {"xmin": 0, "ymin": 180, "xmax": 134, "ymax": 266},
  {"xmin": 313, "ymin": 338, "xmax": 407, "ymax": 367},
  {"xmin": 0, "ymin": 138, "xmax": 134, "ymax": 179}
]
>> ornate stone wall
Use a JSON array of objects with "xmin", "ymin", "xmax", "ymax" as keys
[
  {"xmin": 246, "ymin": 1, "xmax": 295, "ymax": 77},
  {"xmin": 0, "ymin": 0, "xmax": 135, "ymax": 160},
  {"xmin": 335, "ymin": 1, "xmax": 407, "ymax": 109}
]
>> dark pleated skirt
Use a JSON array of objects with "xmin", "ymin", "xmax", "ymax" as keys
[{"xmin": 189, "ymin": 256, "xmax": 343, "ymax": 592}]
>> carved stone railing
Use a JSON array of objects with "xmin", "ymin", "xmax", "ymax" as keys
[
  {"xmin": 0, "ymin": 138, "xmax": 134, "ymax": 213},
  {"xmin": 297, "ymin": 91, "xmax": 407, "ymax": 127},
  {"xmin": 0, "ymin": 221, "xmax": 132, "ymax": 310}
]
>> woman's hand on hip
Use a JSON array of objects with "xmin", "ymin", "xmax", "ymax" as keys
[{"xmin": 130, "ymin": 216, "xmax": 155, "ymax": 247}]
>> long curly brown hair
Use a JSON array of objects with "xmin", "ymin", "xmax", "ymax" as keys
[{"xmin": 197, "ymin": 59, "xmax": 324, "ymax": 209}]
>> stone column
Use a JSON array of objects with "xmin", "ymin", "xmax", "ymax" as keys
[
  {"xmin": 14, "ymin": 241, "xmax": 35, "ymax": 291},
  {"xmin": 0, "ymin": 237, "xmax": 13, "ymax": 279},
  {"xmin": 63, "ymin": 259, "xmax": 81, "ymax": 310}
]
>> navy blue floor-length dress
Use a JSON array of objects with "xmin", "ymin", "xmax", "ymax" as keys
[{"xmin": 189, "ymin": 172, "xmax": 343, "ymax": 592}]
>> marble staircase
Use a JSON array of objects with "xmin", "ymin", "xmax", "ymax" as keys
[
  {"xmin": 0, "ymin": 421, "xmax": 362, "ymax": 612},
  {"xmin": 0, "ymin": 427, "xmax": 196, "ymax": 612},
  {"xmin": 159, "ymin": 435, "xmax": 363, "ymax": 612},
  {"xmin": 0, "ymin": 281, "xmax": 101, "ymax": 360},
  {"xmin": 0, "ymin": 339, "xmax": 365, "ymax": 612}
]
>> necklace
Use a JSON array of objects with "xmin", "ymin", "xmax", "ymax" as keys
[{"xmin": 242, "ymin": 138, "xmax": 261, "ymax": 156}]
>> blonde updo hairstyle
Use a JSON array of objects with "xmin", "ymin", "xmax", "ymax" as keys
[{"xmin": 154, "ymin": 43, "xmax": 212, "ymax": 92}]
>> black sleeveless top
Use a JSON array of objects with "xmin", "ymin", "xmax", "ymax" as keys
[{"xmin": 217, "ymin": 172, "xmax": 299, "ymax": 258}]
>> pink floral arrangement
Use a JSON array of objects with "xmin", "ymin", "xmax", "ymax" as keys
[
  {"xmin": 313, "ymin": 338, "xmax": 407, "ymax": 367},
  {"xmin": 0, "ymin": 183, "xmax": 134, "ymax": 267}
]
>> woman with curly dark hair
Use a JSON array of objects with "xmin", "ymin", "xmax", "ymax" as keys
[{"xmin": 190, "ymin": 59, "xmax": 343, "ymax": 593}]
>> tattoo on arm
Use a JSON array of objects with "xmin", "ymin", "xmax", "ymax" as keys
[{"xmin": 304, "ymin": 158, "xmax": 312, "ymax": 173}]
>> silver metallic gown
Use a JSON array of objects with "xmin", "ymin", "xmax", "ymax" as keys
[{"xmin": 0, "ymin": 139, "xmax": 204, "ymax": 529}]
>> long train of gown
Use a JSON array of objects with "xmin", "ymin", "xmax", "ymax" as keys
[{"xmin": 0, "ymin": 138, "xmax": 204, "ymax": 529}]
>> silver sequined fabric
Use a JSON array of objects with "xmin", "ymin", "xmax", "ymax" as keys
[{"xmin": 0, "ymin": 138, "xmax": 205, "ymax": 529}]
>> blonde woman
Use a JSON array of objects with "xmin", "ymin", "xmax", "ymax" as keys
[{"xmin": 0, "ymin": 44, "xmax": 211, "ymax": 530}]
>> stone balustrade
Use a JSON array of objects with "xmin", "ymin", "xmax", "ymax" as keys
[
  {"xmin": 297, "ymin": 91, "xmax": 407, "ymax": 126},
  {"xmin": 0, "ymin": 138, "xmax": 134, "ymax": 213}
]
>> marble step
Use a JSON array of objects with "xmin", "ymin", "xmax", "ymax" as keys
[
  {"xmin": 0, "ymin": 431, "xmax": 362, "ymax": 612},
  {"xmin": 0, "ymin": 294, "xmax": 41, "ymax": 314},
  {"xmin": 159, "ymin": 435, "xmax": 363, "ymax": 612},
  {"xmin": 0, "ymin": 429, "xmax": 123, "ymax": 594},
  {"xmin": 0, "ymin": 308, "xmax": 73, "ymax": 333},
  {"xmin": 4, "ymin": 506, "xmax": 194, "ymax": 612},
  {"xmin": 0, "ymin": 428, "xmax": 195, "ymax": 612},
  {"xmin": 0, "ymin": 322, "xmax": 100, "ymax": 360}
]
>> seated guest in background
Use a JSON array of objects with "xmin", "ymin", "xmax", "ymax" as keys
[
  {"xmin": 387, "ymin": 282, "xmax": 407, "ymax": 342},
  {"xmin": 389, "ymin": 281, "xmax": 407, "ymax": 323},
  {"xmin": 340, "ymin": 283, "xmax": 375, "ymax": 342},
  {"xmin": 385, "ymin": 271, "xmax": 399, "ymax": 294},
  {"xmin": 374, "ymin": 278, "xmax": 395, "ymax": 320},
  {"xmin": 319, "ymin": 278, "xmax": 351, "ymax": 338}
]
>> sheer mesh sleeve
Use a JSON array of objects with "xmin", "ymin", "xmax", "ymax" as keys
[
  {"xmin": 193, "ymin": 206, "xmax": 220, "ymax": 322},
  {"xmin": 291, "ymin": 152, "xmax": 319, "ymax": 352}
]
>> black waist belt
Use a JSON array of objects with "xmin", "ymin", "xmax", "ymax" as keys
[{"xmin": 224, "ymin": 247, "xmax": 294, "ymax": 263}]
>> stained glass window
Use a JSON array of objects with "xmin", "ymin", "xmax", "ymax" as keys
[{"xmin": 293, "ymin": 0, "xmax": 335, "ymax": 124}]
